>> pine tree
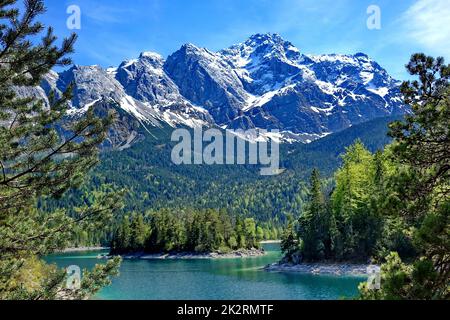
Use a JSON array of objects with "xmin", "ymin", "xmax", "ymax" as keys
[
  {"xmin": 361, "ymin": 54, "xmax": 450, "ymax": 300},
  {"xmin": 0, "ymin": 0, "xmax": 121, "ymax": 299},
  {"xmin": 298, "ymin": 169, "xmax": 329, "ymax": 261},
  {"xmin": 129, "ymin": 214, "xmax": 147, "ymax": 252},
  {"xmin": 280, "ymin": 215, "xmax": 298, "ymax": 263}
]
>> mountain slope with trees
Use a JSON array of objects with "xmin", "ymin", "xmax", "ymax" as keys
[{"xmin": 39, "ymin": 115, "xmax": 400, "ymax": 237}]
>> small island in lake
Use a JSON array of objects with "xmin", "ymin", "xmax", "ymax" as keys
[
  {"xmin": 108, "ymin": 209, "xmax": 273, "ymax": 259},
  {"xmin": 109, "ymin": 248, "xmax": 265, "ymax": 260}
]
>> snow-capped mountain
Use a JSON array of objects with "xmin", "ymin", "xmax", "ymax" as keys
[
  {"xmin": 217, "ymin": 33, "xmax": 406, "ymax": 141},
  {"xmin": 25, "ymin": 33, "xmax": 408, "ymax": 146}
]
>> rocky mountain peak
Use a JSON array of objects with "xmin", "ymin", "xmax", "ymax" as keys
[
  {"xmin": 18, "ymin": 33, "xmax": 409, "ymax": 147},
  {"xmin": 178, "ymin": 43, "xmax": 204, "ymax": 55},
  {"xmin": 221, "ymin": 33, "xmax": 301, "ymax": 67},
  {"xmin": 244, "ymin": 33, "xmax": 287, "ymax": 49}
]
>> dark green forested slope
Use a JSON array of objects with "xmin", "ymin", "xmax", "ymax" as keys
[{"xmin": 40, "ymin": 115, "xmax": 401, "ymax": 226}]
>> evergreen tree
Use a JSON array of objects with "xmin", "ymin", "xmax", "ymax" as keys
[
  {"xmin": 129, "ymin": 214, "xmax": 146, "ymax": 251},
  {"xmin": 280, "ymin": 215, "xmax": 298, "ymax": 263},
  {"xmin": 361, "ymin": 54, "xmax": 450, "ymax": 300},
  {"xmin": 243, "ymin": 218, "xmax": 257, "ymax": 249},
  {"xmin": 111, "ymin": 209, "xmax": 265, "ymax": 254},
  {"xmin": 298, "ymin": 169, "xmax": 330, "ymax": 261},
  {"xmin": 0, "ymin": 0, "xmax": 121, "ymax": 299}
]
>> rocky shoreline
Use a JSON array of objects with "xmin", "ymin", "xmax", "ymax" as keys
[
  {"xmin": 104, "ymin": 248, "xmax": 266, "ymax": 260},
  {"xmin": 60, "ymin": 246, "xmax": 108, "ymax": 253},
  {"xmin": 264, "ymin": 262, "xmax": 372, "ymax": 276}
]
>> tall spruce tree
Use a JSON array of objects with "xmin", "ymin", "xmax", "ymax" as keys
[
  {"xmin": 0, "ymin": 0, "xmax": 121, "ymax": 299},
  {"xmin": 298, "ymin": 169, "xmax": 329, "ymax": 261},
  {"xmin": 129, "ymin": 213, "xmax": 147, "ymax": 252},
  {"xmin": 280, "ymin": 215, "xmax": 298, "ymax": 263}
]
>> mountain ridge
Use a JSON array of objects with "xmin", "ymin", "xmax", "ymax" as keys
[{"xmin": 27, "ymin": 33, "xmax": 409, "ymax": 146}]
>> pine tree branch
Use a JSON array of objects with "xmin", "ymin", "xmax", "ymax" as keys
[
  {"xmin": 0, "ymin": 159, "xmax": 6, "ymax": 182},
  {"xmin": 1, "ymin": 122, "xmax": 94, "ymax": 186},
  {"xmin": 0, "ymin": 0, "xmax": 41, "ymax": 60}
]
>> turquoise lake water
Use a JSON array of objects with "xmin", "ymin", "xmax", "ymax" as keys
[{"xmin": 45, "ymin": 244, "xmax": 365, "ymax": 300}]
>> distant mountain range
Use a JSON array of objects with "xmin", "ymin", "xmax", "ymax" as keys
[{"xmin": 24, "ymin": 33, "xmax": 409, "ymax": 147}]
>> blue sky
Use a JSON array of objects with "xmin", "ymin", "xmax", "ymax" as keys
[{"xmin": 40, "ymin": 0, "xmax": 450, "ymax": 80}]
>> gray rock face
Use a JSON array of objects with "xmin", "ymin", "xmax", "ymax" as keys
[
  {"xmin": 113, "ymin": 51, "xmax": 215, "ymax": 127},
  {"xmin": 55, "ymin": 65, "xmax": 131, "ymax": 108},
  {"xmin": 60, "ymin": 100, "xmax": 144, "ymax": 151},
  {"xmin": 164, "ymin": 44, "xmax": 250, "ymax": 125},
  {"xmin": 13, "ymin": 33, "xmax": 409, "ymax": 146},
  {"xmin": 13, "ymin": 85, "xmax": 50, "ymax": 107},
  {"xmin": 115, "ymin": 52, "xmax": 181, "ymax": 104}
]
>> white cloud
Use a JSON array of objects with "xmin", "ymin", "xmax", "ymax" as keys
[
  {"xmin": 402, "ymin": 0, "xmax": 450, "ymax": 57},
  {"xmin": 83, "ymin": 5, "xmax": 138, "ymax": 24}
]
